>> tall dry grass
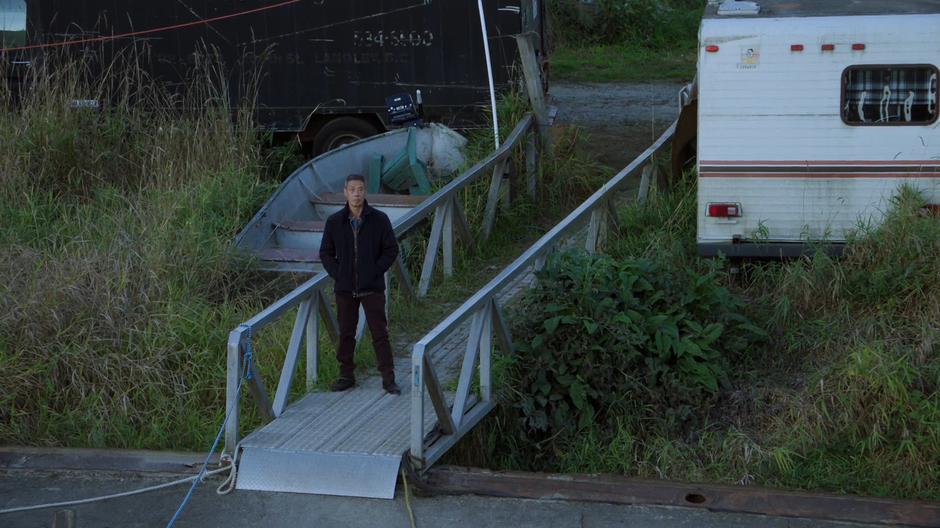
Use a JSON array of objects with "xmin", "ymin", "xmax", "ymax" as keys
[{"xmin": 0, "ymin": 47, "xmax": 286, "ymax": 449}]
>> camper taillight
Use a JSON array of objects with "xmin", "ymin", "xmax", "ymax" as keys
[{"xmin": 707, "ymin": 203, "xmax": 742, "ymax": 218}]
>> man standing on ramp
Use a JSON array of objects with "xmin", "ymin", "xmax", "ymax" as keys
[{"xmin": 319, "ymin": 174, "xmax": 402, "ymax": 395}]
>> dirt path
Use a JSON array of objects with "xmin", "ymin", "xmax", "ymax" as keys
[{"xmin": 550, "ymin": 82, "xmax": 685, "ymax": 168}]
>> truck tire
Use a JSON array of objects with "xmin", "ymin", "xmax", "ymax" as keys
[{"xmin": 312, "ymin": 117, "xmax": 381, "ymax": 155}]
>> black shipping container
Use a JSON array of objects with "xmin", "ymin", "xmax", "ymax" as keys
[{"xmin": 2, "ymin": 0, "xmax": 547, "ymax": 152}]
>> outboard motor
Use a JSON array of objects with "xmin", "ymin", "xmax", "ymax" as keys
[{"xmin": 385, "ymin": 92, "xmax": 423, "ymax": 128}]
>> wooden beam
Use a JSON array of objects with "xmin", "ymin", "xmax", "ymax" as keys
[
  {"xmin": 482, "ymin": 160, "xmax": 506, "ymax": 239},
  {"xmin": 525, "ymin": 132, "xmax": 538, "ymax": 199},
  {"xmin": 637, "ymin": 164, "xmax": 653, "ymax": 205},
  {"xmin": 500, "ymin": 160, "xmax": 513, "ymax": 213},
  {"xmin": 442, "ymin": 199, "xmax": 455, "ymax": 278},
  {"xmin": 513, "ymin": 33, "xmax": 552, "ymax": 156},
  {"xmin": 422, "ymin": 468, "xmax": 940, "ymax": 528}
]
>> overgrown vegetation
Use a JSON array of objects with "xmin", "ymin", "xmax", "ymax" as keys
[
  {"xmin": 547, "ymin": 0, "xmax": 702, "ymax": 82},
  {"xmin": 0, "ymin": 50, "xmax": 610, "ymax": 450},
  {"xmin": 0, "ymin": 50, "xmax": 291, "ymax": 449},
  {"xmin": 447, "ymin": 174, "xmax": 940, "ymax": 501}
]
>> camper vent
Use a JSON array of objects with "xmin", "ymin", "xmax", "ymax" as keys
[{"xmin": 717, "ymin": 1, "xmax": 760, "ymax": 15}]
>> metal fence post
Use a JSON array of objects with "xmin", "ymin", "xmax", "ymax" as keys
[
  {"xmin": 224, "ymin": 329, "xmax": 244, "ymax": 455},
  {"xmin": 419, "ymin": 203, "xmax": 447, "ymax": 296},
  {"xmin": 410, "ymin": 345, "xmax": 426, "ymax": 464},
  {"xmin": 306, "ymin": 291, "xmax": 320, "ymax": 392}
]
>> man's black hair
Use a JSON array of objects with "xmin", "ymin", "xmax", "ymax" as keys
[{"xmin": 345, "ymin": 174, "xmax": 366, "ymax": 186}]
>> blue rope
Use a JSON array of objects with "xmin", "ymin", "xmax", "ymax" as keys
[{"xmin": 166, "ymin": 325, "xmax": 253, "ymax": 528}]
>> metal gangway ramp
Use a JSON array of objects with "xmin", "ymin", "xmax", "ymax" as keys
[{"xmin": 223, "ymin": 116, "xmax": 676, "ymax": 499}]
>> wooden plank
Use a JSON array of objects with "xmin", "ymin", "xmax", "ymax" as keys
[
  {"xmin": 274, "ymin": 220, "xmax": 326, "ymax": 231},
  {"xmin": 482, "ymin": 160, "xmax": 506, "ymax": 239},
  {"xmin": 637, "ymin": 164, "xmax": 653, "ymax": 205},
  {"xmin": 313, "ymin": 192, "xmax": 426, "ymax": 207},
  {"xmin": 442, "ymin": 199, "xmax": 455, "ymax": 278},
  {"xmin": 423, "ymin": 468, "xmax": 940, "ymax": 528},
  {"xmin": 585, "ymin": 208, "xmax": 600, "ymax": 253},
  {"xmin": 513, "ymin": 33, "xmax": 552, "ymax": 155},
  {"xmin": 500, "ymin": 160, "xmax": 513, "ymax": 213},
  {"xmin": 525, "ymin": 132, "xmax": 538, "ymax": 199}
]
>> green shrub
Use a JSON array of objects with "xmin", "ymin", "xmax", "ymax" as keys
[
  {"xmin": 510, "ymin": 249, "xmax": 765, "ymax": 443},
  {"xmin": 547, "ymin": 0, "xmax": 703, "ymax": 48}
]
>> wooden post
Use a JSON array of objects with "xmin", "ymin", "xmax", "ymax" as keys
[
  {"xmin": 500, "ymin": 159, "xmax": 513, "ymax": 213},
  {"xmin": 442, "ymin": 199, "xmax": 455, "ymax": 277},
  {"xmin": 525, "ymin": 132, "xmax": 538, "ymax": 199},
  {"xmin": 513, "ymin": 34, "xmax": 552, "ymax": 156},
  {"xmin": 482, "ymin": 160, "xmax": 506, "ymax": 239},
  {"xmin": 637, "ymin": 164, "xmax": 653, "ymax": 205}
]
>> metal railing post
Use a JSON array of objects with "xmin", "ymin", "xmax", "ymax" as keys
[
  {"xmin": 306, "ymin": 290, "xmax": 321, "ymax": 392},
  {"xmin": 224, "ymin": 328, "xmax": 245, "ymax": 455},
  {"xmin": 410, "ymin": 344, "xmax": 426, "ymax": 464}
]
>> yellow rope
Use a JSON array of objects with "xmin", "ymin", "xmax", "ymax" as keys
[{"xmin": 400, "ymin": 468, "xmax": 417, "ymax": 528}]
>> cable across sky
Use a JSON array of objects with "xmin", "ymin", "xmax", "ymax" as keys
[{"xmin": 0, "ymin": 0, "xmax": 301, "ymax": 53}]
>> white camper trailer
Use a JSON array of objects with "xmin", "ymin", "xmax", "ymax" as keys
[{"xmin": 683, "ymin": 0, "xmax": 939, "ymax": 257}]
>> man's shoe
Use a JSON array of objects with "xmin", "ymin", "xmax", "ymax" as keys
[
  {"xmin": 383, "ymin": 379, "xmax": 401, "ymax": 395},
  {"xmin": 331, "ymin": 377, "xmax": 355, "ymax": 392}
]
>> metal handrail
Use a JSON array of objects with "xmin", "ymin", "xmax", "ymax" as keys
[
  {"xmin": 224, "ymin": 113, "xmax": 538, "ymax": 454},
  {"xmin": 409, "ymin": 121, "xmax": 678, "ymax": 466}
]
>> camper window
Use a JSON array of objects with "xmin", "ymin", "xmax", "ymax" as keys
[
  {"xmin": 0, "ymin": 0, "xmax": 26, "ymax": 48},
  {"xmin": 842, "ymin": 65, "xmax": 938, "ymax": 126}
]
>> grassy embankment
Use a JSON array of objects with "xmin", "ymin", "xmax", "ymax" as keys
[
  {"xmin": 446, "ymin": 171, "xmax": 940, "ymax": 501},
  {"xmin": 0, "ymin": 53, "xmax": 611, "ymax": 451},
  {"xmin": 547, "ymin": 0, "xmax": 701, "ymax": 83}
]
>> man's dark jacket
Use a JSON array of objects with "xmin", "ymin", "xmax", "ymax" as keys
[{"xmin": 319, "ymin": 200, "xmax": 399, "ymax": 294}]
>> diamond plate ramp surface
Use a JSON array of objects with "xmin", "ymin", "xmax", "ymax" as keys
[{"xmin": 236, "ymin": 449, "xmax": 401, "ymax": 499}]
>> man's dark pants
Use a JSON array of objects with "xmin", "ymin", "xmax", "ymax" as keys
[{"xmin": 335, "ymin": 292, "xmax": 394, "ymax": 382}]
